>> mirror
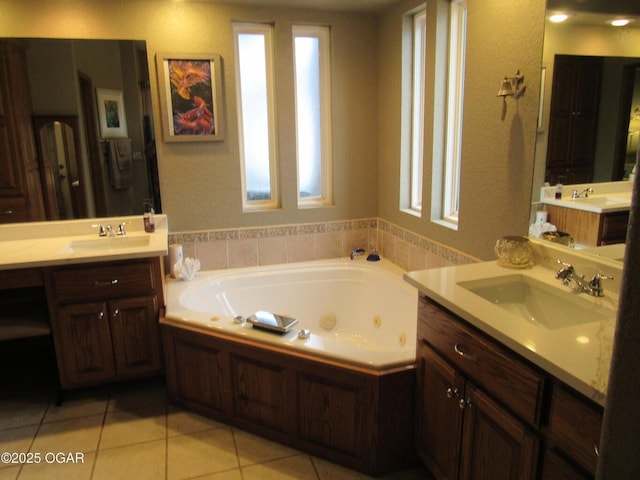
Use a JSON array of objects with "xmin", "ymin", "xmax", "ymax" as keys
[
  {"xmin": 530, "ymin": 2, "xmax": 640, "ymax": 257},
  {"xmin": 12, "ymin": 38, "xmax": 161, "ymax": 221}
]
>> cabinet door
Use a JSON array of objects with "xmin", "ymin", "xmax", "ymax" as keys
[
  {"xmin": 416, "ymin": 341, "xmax": 465, "ymax": 480},
  {"xmin": 459, "ymin": 383, "xmax": 539, "ymax": 480},
  {"xmin": 541, "ymin": 450, "xmax": 591, "ymax": 480},
  {"xmin": 53, "ymin": 301, "xmax": 116, "ymax": 388},
  {"xmin": 109, "ymin": 296, "xmax": 162, "ymax": 377},
  {"xmin": 545, "ymin": 55, "xmax": 602, "ymax": 183}
]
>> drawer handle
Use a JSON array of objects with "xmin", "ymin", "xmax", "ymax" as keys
[
  {"xmin": 94, "ymin": 279, "xmax": 119, "ymax": 287},
  {"xmin": 594, "ymin": 445, "xmax": 599, "ymax": 457},
  {"xmin": 454, "ymin": 343, "xmax": 478, "ymax": 362},
  {"xmin": 3, "ymin": 210, "xmax": 13, "ymax": 214}
]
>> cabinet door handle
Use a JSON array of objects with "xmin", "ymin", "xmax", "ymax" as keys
[
  {"xmin": 454, "ymin": 343, "xmax": 478, "ymax": 362},
  {"xmin": 458, "ymin": 398, "xmax": 472, "ymax": 410},
  {"xmin": 98, "ymin": 311, "xmax": 105, "ymax": 319},
  {"xmin": 113, "ymin": 308, "xmax": 120, "ymax": 317},
  {"xmin": 94, "ymin": 279, "xmax": 119, "ymax": 286},
  {"xmin": 446, "ymin": 387, "xmax": 460, "ymax": 399}
]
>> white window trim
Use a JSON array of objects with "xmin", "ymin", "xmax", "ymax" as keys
[
  {"xmin": 233, "ymin": 22, "xmax": 280, "ymax": 211},
  {"xmin": 400, "ymin": 5, "xmax": 427, "ymax": 217},
  {"xmin": 293, "ymin": 25, "xmax": 333, "ymax": 208},
  {"xmin": 431, "ymin": 0, "xmax": 466, "ymax": 230},
  {"xmin": 442, "ymin": 0, "xmax": 466, "ymax": 225}
]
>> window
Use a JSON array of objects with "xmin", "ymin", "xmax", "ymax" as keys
[
  {"xmin": 293, "ymin": 25, "xmax": 333, "ymax": 207},
  {"xmin": 432, "ymin": 0, "xmax": 467, "ymax": 228},
  {"xmin": 233, "ymin": 23, "xmax": 279, "ymax": 210},
  {"xmin": 400, "ymin": 7, "xmax": 427, "ymax": 215}
]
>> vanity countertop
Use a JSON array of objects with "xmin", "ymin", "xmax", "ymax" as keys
[
  {"xmin": 405, "ymin": 261, "xmax": 619, "ymax": 406},
  {"xmin": 0, "ymin": 215, "xmax": 168, "ymax": 270},
  {"xmin": 539, "ymin": 180, "xmax": 632, "ymax": 213}
]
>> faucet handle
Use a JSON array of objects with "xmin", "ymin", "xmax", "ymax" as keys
[
  {"xmin": 92, "ymin": 224, "xmax": 107, "ymax": 237},
  {"xmin": 117, "ymin": 223, "xmax": 127, "ymax": 236},
  {"xmin": 588, "ymin": 273, "xmax": 613, "ymax": 297}
]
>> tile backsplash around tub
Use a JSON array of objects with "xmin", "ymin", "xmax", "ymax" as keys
[{"xmin": 168, "ymin": 218, "xmax": 479, "ymax": 272}]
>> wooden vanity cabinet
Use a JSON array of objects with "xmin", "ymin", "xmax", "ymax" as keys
[
  {"xmin": 416, "ymin": 296, "xmax": 543, "ymax": 480},
  {"xmin": 545, "ymin": 204, "xmax": 629, "ymax": 246},
  {"xmin": 542, "ymin": 383, "xmax": 603, "ymax": 479},
  {"xmin": 44, "ymin": 257, "xmax": 164, "ymax": 390}
]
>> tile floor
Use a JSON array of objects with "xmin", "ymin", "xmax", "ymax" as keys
[{"xmin": 0, "ymin": 338, "xmax": 432, "ymax": 480}]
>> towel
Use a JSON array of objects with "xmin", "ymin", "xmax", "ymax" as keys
[{"xmin": 108, "ymin": 138, "xmax": 133, "ymax": 189}]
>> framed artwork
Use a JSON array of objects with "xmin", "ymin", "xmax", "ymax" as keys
[
  {"xmin": 156, "ymin": 52, "xmax": 224, "ymax": 142},
  {"xmin": 96, "ymin": 88, "xmax": 128, "ymax": 138}
]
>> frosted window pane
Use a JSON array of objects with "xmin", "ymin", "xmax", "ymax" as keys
[
  {"xmin": 295, "ymin": 36, "xmax": 322, "ymax": 198},
  {"xmin": 238, "ymin": 33, "xmax": 271, "ymax": 200}
]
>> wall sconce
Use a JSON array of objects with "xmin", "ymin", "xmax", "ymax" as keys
[{"xmin": 498, "ymin": 70, "xmax": 526, "ymax": 120}]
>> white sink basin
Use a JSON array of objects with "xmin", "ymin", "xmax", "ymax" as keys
[
  {"xmin": 571, "ymin": 196, "xmax": 629, "ymax": 207},
  {"xmin": 458, "ymin": 274, "xmax": 613, "ymax": 329},
  {"xmin": 62, "ymin": 235, "xmax": 150, "ymax": 252}
]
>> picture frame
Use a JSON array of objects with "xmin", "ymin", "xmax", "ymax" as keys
[
  {"xmin": 156, "ymin": 52, "xmax": 224, "ymax": 142},
  {"xmin": 96, "ymin": 88, "xmax": 128, "ymax": 138}
]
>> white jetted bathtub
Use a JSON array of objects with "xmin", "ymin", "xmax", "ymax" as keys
[{"xmin": 165, "ymin": 257, "xmax": 418, "ymax": 369}]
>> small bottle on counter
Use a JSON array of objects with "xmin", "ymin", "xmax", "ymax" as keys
[
  {"xmin": 554, "ymin": 183, "xmax": 563, "ymax": 200},
  {"xmin": 143, "ymin": 202, "xmax": 155, "ymax": 233}
]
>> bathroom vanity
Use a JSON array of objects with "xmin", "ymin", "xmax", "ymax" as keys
[
  {"xmin": 0, "ymin": 216, "xmax": 168, "ymax": 392},
  {"xmin": 539, "ymin": 181, "xmax": 631, "ymax": 247},
  {"xmin": 405, "ymin": 253, "xmax": 620, "ymax": 479}
]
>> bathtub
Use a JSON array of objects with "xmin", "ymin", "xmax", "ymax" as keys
[
  {"xmin": 162, "ymin": 257, "xmax": 419, "ymax": 475},
  {"xmin": 165, "ymin": 257, "xmax": 418, "ymax": 370}
]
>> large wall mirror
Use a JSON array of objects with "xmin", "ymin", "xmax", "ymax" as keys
[
  {"xmin": 530, "ymin": 1, "xmax": 640, "ymax": 258},
  {"xmin": 15, "ymin": 38, "xmax": 161, "ymax": 221}
]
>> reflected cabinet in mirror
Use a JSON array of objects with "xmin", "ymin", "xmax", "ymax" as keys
[
  {"xmin": 0, "ymin": 38, "xmax": 161, "ymax": 224},
  {"xmin": 530, "ymin": 1, "xmax": 640, "ymax": 256}
]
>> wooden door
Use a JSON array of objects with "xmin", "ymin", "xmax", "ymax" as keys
[
  {"xmin": 109, "ymin": 295, "xmax": 162, "ymax": 377},
  {"xmin": 52, "ymin": 301, "xmax": 116, "ymax": 388},
  {"xmin": 459, "ymin": 383, "xmax": 539, "ymax": 480},
  {"xmin": 415, "ymin": 341, "xmax": 465, "ymax": 480},
  {"xmin": 545, "ymin": 55, "xmax": 603, "ymax": 185}
]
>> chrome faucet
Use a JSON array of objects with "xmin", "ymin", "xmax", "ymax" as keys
[
  {"xmin": 117, "ymin": 223, "xmax": 127, "ymax": 236},
  {"xmin": 350, "ymin": 248, "xmax": 366, "ymax": 260},
  {"xmin": 572, "ymin": 187, "xmax": 593, "ymax": 199},
  {"xmin": 555, "ymin": 260, "xmax": 612, "ymax": 297}
]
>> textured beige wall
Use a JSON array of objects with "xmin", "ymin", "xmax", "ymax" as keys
[
  {"xmin": 0, "ymin": 0, "xmax": 379, "ymax": 232},
  {"xmin": 378, "ymin": 0, "xmax": 546, "ymax": 260},
  {"xmin": 0, "ymin": 0, "xmax": 546, "ymax": 260}
]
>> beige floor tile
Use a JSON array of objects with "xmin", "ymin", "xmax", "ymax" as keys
[
  {"xmin": 194, "ymin": 468, "xmax": 243, "ymax": 480},
  {"xmin": 99, "ymin": 404, "xmax": 166, "ymax": 450},
  {"xmin": 30, "ymin": 414, "xmax": 103, "ymax": 454},
  {"xmin": 167, "ymin": 427, "xmax": 238, "ymax": 480},
  {"xmin": 241, "ymin": 454, "xmax": 319, "ymax": 480},
  {"xmin": 166, "ymin": 405, "xmax": 224, "ymax": 437},
  {"xmin": 44, "ymin": 393, "xmax": 108, "ymax": 424},
  {"xmin": 107, "ymin": 381, "xmax": 167, "ymax": 412},
  {"xmin": 92, "ymin": 439, "xmax": 165, "ymax": 480},
  {"xmin": 0, "ymin": 425, "xmax": 39, "ymax": 458},
  {"xmin": 18, "ymin": 451, "xmax": 95, "ymax": 480},
  {"xmin": 0, "ymin": 395, "xmax": 48, "ymax": 430},
  {"xmin": 233, "ymin": 429, "xmax": 300, "ymax": 467},
  {"xmin": 312, "ymin": 456, "xmax": 374, "ymax": 480},
  {"xmin": 0, "ymin": 465, "xmax": 20, "ymax": 480}
]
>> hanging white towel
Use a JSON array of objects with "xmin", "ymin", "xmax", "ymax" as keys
[{"xmin": 108, "ymin": 138, "xmax": 133, "ymax": 189}]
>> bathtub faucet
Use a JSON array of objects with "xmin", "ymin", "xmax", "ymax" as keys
[{"xmin": 350, "ymin": 248, "xmax": 366, "ymax": 260}]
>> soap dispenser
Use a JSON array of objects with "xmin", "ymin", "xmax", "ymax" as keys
[{"xmin": 143, "ymin": 202, "xmax": 155, "ymax": 233}]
